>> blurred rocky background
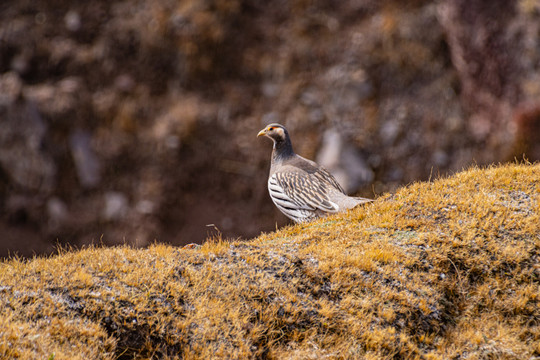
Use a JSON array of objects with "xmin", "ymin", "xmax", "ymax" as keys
[{"xmin": 1, "ymin": 0, "xmax": 539, "ymax": 257}]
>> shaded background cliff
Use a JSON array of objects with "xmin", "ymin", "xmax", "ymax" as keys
[{"xmin": 1, "ymin": 0, "xmax": 539, "ymax": 257}]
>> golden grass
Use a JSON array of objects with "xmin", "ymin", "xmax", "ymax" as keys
[{"xmin": 0, "ymin": 163, "xmax": 538, "ymax": 359}]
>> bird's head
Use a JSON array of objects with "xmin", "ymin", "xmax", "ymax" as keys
[
  {"xmin": 257, "ymin": 123, "xmax": 288, "ymax": 144},
  {"xmin": 257, "ymin": 123, "xmax": 295, "ymax": 161}
]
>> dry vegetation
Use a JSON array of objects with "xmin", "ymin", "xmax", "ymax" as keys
[{"xmin": 0, "ymin": 163, "xmax": 539, "ymax": 359}]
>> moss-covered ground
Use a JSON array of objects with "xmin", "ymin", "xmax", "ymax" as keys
[{"xmin": 1, "ymin": 163, "xmax": 539, "ymax": 359}]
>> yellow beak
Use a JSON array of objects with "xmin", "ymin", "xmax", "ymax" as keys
[{"xmin": 257, "ymin": 128, "xmax": 267, "ymax": 137}]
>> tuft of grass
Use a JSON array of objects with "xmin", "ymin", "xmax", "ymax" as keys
[{"xmin": 0, "ymin": 163, "xmax": 538, "ymax": 359}]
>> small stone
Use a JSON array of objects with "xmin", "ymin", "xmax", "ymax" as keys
[
  {"xmin": 0, "ymin": 72, "xmax": 22, "ymax": 106},
  {"xmin": 433, "ymin": 150, "xmax": 449, "ymax": 166},
  {"xmin": 103, "ymin": 192, "xmax": 128, "ymax": 221},
  {"xmin": 47, "ymin": 197, "xmax": 68, "ymax": 227},
  {"xmin": 165, "ymin": 135, "xmax": 180, "ymax": 149},
  {"xmin": 64, "ymin": 10, "xmax": 81, "ymax": 32},
  {"xmin": 261, "ymin": 82, "xmax": 279, "ymax": 98},
  {"xmin": 114, "ymin": 74, "xmax": 135, "ymax": 93},
  {"xmin": 136, "ymin": 200, "xmax": 155, "ymax": 215},
  {"xmin": 69, "ymin": 129, "xmax": 101, "ymax": 188},
  {"xmin": 0, "ymin": 100, "xmax": 56, "ymax": 192},
  {"xmin": 316, "ymin": 128, "xmax": 374, "ymax": 193},
  {"xmin": 10, "ymin": 54, "xmax": 30, "ymax": 75},
  {"xmin": 380, "ymin": 120, "xmax": 402, "ymax": 145}
]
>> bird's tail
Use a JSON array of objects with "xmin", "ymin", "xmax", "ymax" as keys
[{"xmin": 352, "ymin": 196, "xmax": 373, "ymax": 206}]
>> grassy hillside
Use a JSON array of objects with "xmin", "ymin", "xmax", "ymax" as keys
[{"xmin": 0, "ymin": 163, "xmax": 538, "ymax": 359}]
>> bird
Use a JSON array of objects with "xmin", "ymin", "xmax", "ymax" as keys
[{"xmin": 257, "ymin": 123, "xmax": 372, "ymax": 223}]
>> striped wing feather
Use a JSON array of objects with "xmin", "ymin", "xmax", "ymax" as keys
[{"xmin": 268, "ymin": 167, "xmax": 343, "ymax": 222}]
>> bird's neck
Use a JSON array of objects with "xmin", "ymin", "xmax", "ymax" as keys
[{"xmin": 272, "ymin": 137, "xmax": 295, "ymax": 164}]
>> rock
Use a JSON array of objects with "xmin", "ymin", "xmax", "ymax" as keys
[
  {"xmin": 64, "ymin": 10, "xmax": 81, "ymax": 32},
  {"xmin": 0, "ymin": 72, "xmax": 22, "ymax": 106},
  {"xmin": 24, "ymin": 77, "xmax": 82, "ymax": 121},
  {"xmin": 135, "ymin": 200, "xmax": 155, "ymax": 215},
  {"xmin": 103, "ymin": 192, "xmax": 128, "ymax": 221},
  {"xmin": 10, "ymin": 52, "xmax": 30, "ymax": 75},
  {"xmin": 324, "ymin": 66, "xmax": 373, "ymax": 112},
  {"xmin": 114, "ymin": 74, "xmax": 135, "ymax": 93},
  {"xmin": 46, "ymin": 197, "xmax": 68, "ymax": 230},
  {"xmin": 0, "ymin": 98, "xmax": 56, "ymax": 192},
  {"xmin": 316, "ymin": 128, "xmax": 374, "ymax": 193},
  {"xmin": 69, "ymin": 129, "xmax": 101, "ymax": 189}
]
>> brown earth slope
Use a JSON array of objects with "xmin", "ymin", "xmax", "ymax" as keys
[{"xmin": 0, "ymin": 163, "xmax": 538, "ymax": 359}]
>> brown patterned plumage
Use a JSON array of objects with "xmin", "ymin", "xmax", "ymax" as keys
[{"xmin": 258, "ymin": 123, "xmax": 372, "ymax": 223}]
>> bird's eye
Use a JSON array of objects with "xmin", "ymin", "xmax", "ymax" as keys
[{"xmin": 268, "ymin": 127, "xmax": 274, "ymax": 131}]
